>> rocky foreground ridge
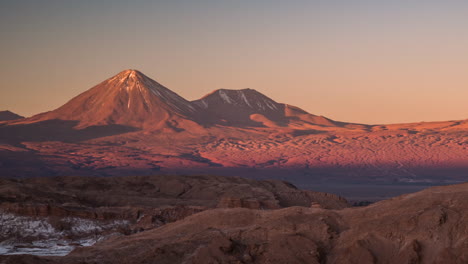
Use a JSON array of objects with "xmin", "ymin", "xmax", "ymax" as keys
[
  {"xmin": 1, "ymin": 175, "xmax": 468, "ymax": 263},
  {"xmin": 0, "ymin": 175, "xmax": 347, "ymax": 258}
]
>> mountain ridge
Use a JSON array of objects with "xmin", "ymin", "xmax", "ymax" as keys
[
  {"xmin": 8, "ymin": 69, "xmax": 350, "ymax": 131},
  {"xmin": 0, "ymin": 110, "xmax": 24, "ymax": 121},
  {"xmin": 3, "ymin": 69, "xmax": 467, "ymax": 129},
  {"xmin": 13, "ymin": 70, "xmax": 202, "ymax": 131},
  {"xmin": 0, "ymin": 69, "xmax": 466, "ymax": 188}
]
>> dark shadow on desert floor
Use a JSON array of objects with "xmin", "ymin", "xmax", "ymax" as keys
[{"xmin": 0, "ymin": 119, "xmax": 139, "ymax": 145}]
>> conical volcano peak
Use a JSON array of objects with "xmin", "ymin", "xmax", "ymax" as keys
[
  {"xmin": 105, "ymin": 69, "xmax": 169, "ymax": 95},
  {"xmin": 25, "ymin": 69, "xmax": 198, "ymax": 129},
  {"xmin": 117, "ymin": 69, "xmax": 142, "ymax": 76},
  {"xmin": 127, "ymin": 69, "xmax": 139, "ymax": 78},
  {"xmin": 111, "ymin": 69, "xmax": 149, "ymax": 83}
]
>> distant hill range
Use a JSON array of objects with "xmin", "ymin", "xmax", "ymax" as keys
[
  {"xmin": 0, "ymin": 110, "xmax": 23, "ymax": 121},
  {"xmin": 0, "ymin": 69, "xmax": 466, "ymax": 186}
]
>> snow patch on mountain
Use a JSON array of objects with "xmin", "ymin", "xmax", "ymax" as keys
[
  {"xmin": 238, "ymin": 90, "xmax": 252, "ymax": 107},
  {"xmin": 218, "ymin": 90, "xmax": 233, "ymax": 104}
]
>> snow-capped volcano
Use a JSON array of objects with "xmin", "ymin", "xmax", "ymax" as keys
[
  {"xmin": 193, "ymin": 88, "xmax": 339, "ymax": 128},
  {"xmin": 1, "ymin": 69, "xmax": 465, "ymax": 184},
  {"xmin": 192, "ymin": 88, "xmax": 286, "ymax": 126},
  {"xmin": 26, "ymin": 70, "xmax": 199, "ymax": 130},
  {"xmin": 194, "ymin": 88, "xmax": 281, "ymax": 112},
  {"xmin": 15, "ymin": 69, "xmax": 342, "ymax": 130}
]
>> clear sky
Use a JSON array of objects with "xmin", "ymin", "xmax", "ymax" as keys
[{"xmin": 1, "ymin": 0, "xmax": 467, "ymax": 124}]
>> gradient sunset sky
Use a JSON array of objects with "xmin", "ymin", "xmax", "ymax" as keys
[{"xmin": 1, "ymin": 1, "xmax": 467, "ymax": 124}]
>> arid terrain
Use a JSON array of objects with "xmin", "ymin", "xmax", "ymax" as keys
[
  {"xmin": 3, "ymin": 0, "xmax": 468, "ymax": 262},
  {"xmin": 0, "ymin": 176, "xmax": 467, "ymax": 263},
  {"xmin": 0, "ymin": 175, "xmax": 347, "ymax": 256},
  {"xmin": 0, "ymin": 70, "xmax": 467, "ymax": 263},
  {"xmin": 0, "ymin": 70, "xmax": 466, "ymax": 194}
]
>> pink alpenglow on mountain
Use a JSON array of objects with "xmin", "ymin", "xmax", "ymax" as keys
[
  {"xmin": 22, "ymin": 70, "xmax": 201, "ymax": 131},
  {"xmin": 0, "ymin": 69, "xmax": 466, "ymax": 194}
]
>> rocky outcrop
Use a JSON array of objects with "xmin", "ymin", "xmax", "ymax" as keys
[
  {"xmin": 0, "ymin": 175, "xmax": 349, "ymax": 257},
  {"xmin": 0, "ymin": 175, "xmax": 349, "ymax": 241},
  {"xmin": 217, "ymin": 197, "xmax": 269, "ymax": 209},
  {"xmin": 0, "ymin": 175, "xmax": 349, "ymax": 212},
  {"xmin": 4, "ymin": 182, "xmax": 467, "ymax": 263}
]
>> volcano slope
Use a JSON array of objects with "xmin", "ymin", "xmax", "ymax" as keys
[
  {"xmin": 2, "ymin": 182, "xmax": 468, "ymax": 264},
  {"xmin": 0, "ymin": 69, "xmax": 466, "ymax": 186}
]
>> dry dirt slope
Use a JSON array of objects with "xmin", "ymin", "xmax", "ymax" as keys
[
  {"xmin": 0, "ymin": 175, "xmax": 348, "ymax": 258},
  {"xmin": 1, "ymin": 182, "xmax": 468, "ymax": 264}
]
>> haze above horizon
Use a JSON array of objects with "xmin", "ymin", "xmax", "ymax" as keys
[{"xmin": 1, "ymin": 1, "xmax": 467, "ymax": 124}]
